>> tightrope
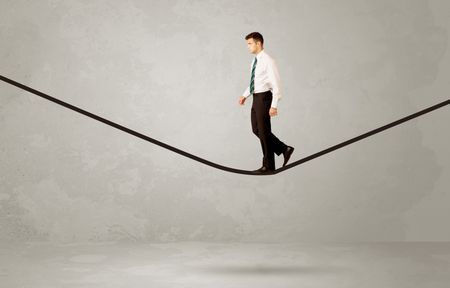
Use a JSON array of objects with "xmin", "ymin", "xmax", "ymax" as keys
[{"xmin": 1, "ymin": 74, "xmax": 448, "ymax": 175}]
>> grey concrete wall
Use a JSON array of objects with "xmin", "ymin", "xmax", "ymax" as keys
[{"xmin": 0, "ymin": 0, "xmax": 449, "ymax": 243}]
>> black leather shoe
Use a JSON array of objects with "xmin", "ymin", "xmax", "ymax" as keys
[
  {"xmin": 253, "ymin": 166, "xmax": 275, "ymax": 174},
  {"xmin": 282, "ymin": 146, "xmax": 294, "ymax": 167}
]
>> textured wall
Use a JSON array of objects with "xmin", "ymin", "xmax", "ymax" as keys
[{"xmin": 0, "ymin": 0, "xmax": 449, "ymax": 243}]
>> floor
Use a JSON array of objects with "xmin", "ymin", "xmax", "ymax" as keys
[{"xmin": 1, "ymin": 241, "xmax": 449, "ymax": 287}]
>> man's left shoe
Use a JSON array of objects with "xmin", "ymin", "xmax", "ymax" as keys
[{"xmin": 282, "ymin": 146, "xmax": 294, "ymax": 167}]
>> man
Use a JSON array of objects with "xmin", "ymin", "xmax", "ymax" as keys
[{"xmin": 238, "ymin": 32, "xmax": 294, "ymax": 174}]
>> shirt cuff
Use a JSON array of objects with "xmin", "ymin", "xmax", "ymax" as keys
[
  {"xmin": 243, "ymin": 88, "xmax": 250, "ymax": 98},
  {"xmin": 271, "ymin": 95, "xmax": 280, "ymax": 108}
]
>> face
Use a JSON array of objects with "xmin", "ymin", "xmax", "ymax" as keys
[{"xmin": 246, "ymin": 38, "xmax": 262, "ymax": 54}]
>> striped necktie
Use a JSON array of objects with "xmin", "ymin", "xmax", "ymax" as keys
[{"xmin": 250, "ymin": 57, "xmax": 257, "ymax": 95}]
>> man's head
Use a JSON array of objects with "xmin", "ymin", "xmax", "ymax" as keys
[{"xmin": 245, "ymin": 32, "xmax": 264, "ymax": 54}]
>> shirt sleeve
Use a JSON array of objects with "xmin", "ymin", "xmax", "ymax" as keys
[
  {"xmin": 242, "ymin": 60, "xmax": 254, "ymax": 98},
  {"xmin": 266, "ymin": 58, "xmax": 282, "ymax": 108},
  {"xmin": 242, "ymin": 85, "xmax": 250, "ymax": 98}
]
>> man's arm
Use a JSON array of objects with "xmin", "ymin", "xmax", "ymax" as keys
[
  {"xmin": 239, "ymin": 61, "xmax": 253, "ymax": 105},
  {"xmin": 242, "ymin": 86, "xmax": 251, "ymax": 98},
  {"xmin": 242, "ymin": 60, "xmax": 255, "ymax": 98},
  {"xmin": 266, "ymin": 58, "xmax": 282, "ymax": 108}
]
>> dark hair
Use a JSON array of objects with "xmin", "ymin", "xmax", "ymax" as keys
[{"xmin": 245, "ymin": 32, "xmax": 264, "ymax": 46}]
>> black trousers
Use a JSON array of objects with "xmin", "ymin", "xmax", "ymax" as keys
[{"xmin": 251, "ymin": 90, "xmax": 288, "ymax": 170}]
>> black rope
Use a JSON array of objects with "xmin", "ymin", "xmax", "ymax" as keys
[{"xmin": 1, "ymin": 74, "xmax": 449, "ymax": 176}]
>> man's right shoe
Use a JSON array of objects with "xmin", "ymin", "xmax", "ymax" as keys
[{"xmin": 282, "ymin": 146, "xmax": 294, "ymax": 167}]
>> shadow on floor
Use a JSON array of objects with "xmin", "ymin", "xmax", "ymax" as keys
[{"xmin": 193, "ymin": 264, "xmax": 350, "ymax": 275}]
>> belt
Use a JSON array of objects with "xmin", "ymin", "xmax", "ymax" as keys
[{"xmin": 253, "ymin": 90, "xmax": 271, "ymax": 95}]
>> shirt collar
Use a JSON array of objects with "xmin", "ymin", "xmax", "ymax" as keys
[{"xmin": 255, "ymin": 49, "xmax": 265, "ymax": 60}]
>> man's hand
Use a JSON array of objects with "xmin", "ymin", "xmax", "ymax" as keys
[
  {"xmin": 269, "ymin": 107, "xmax": 278, "ymax": 117},
  {"xmin": 238, "ymin": 96, "xmax": 246, "ymax": 105}
]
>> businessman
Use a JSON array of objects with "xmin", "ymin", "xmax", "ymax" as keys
[{"xmin": 238, "ymin": 32, "xmax": 294, "ymax": 174}]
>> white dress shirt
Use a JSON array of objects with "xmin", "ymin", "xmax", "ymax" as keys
[{"xmin": 242, "ymin": 49, "xmax": 282, "ymax": 108}]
